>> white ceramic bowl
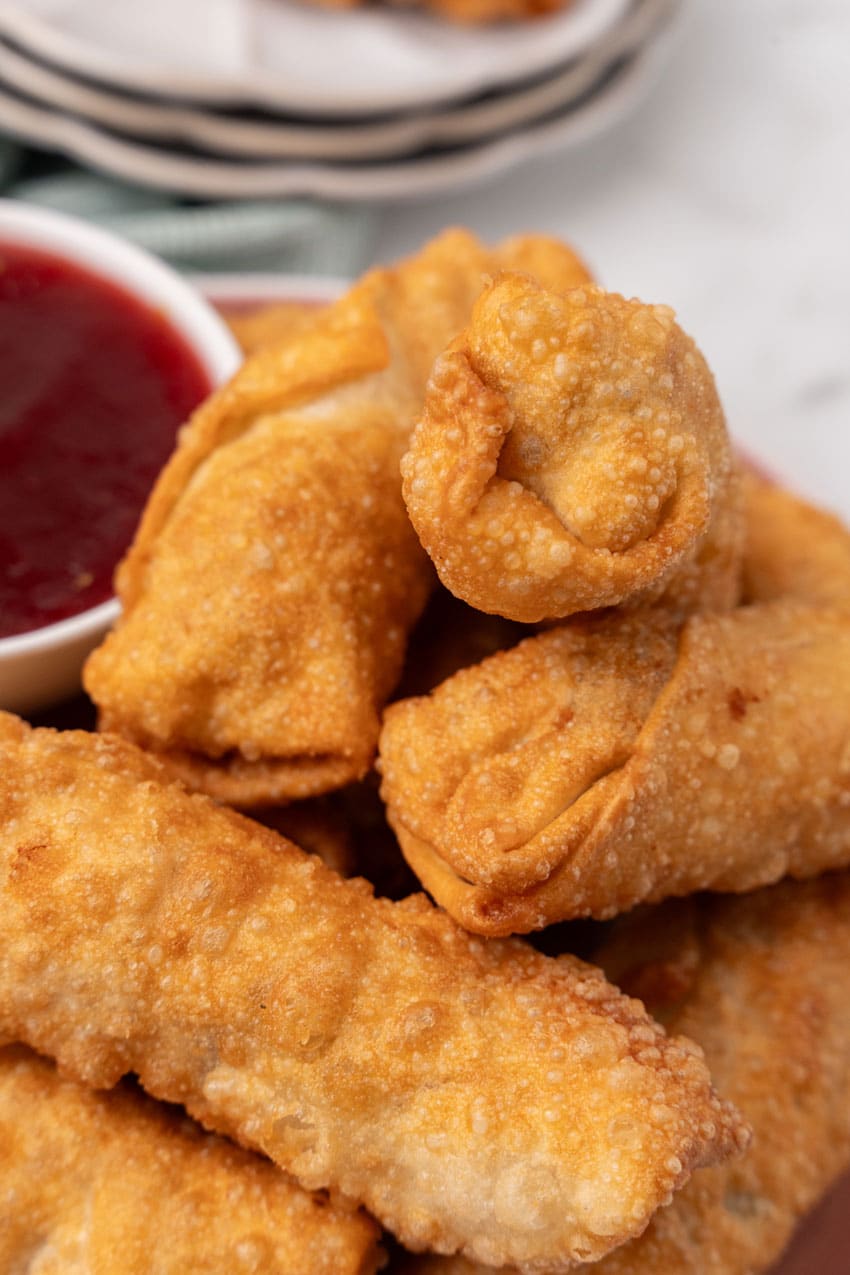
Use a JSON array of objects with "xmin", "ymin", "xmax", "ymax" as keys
[{"xmin": 0, "ymin": 200, "xmax": 241, "ymax": 716}]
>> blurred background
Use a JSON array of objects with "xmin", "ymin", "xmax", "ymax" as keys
[{"xmin": 0, "ymin": 0, "xmax": 846, "ymax": 519}]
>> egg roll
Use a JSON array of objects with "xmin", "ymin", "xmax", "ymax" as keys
[
  {"xmin": 379, "ymin": 599, "xmax": 850, "ymax": 933},
  {"xmin": 393, "ymin": 871, "xmax": 850, "ymax": 1275},
  {"xmin": 85, "ymin": 231, "xmax": 591, "ymax": 807},
  {"xmin": 0, "ymin": 712, "xmax": 747, "ymax": 1273},
  {"xmin": 0, "ymin": 1045, "xmax": 381, "ymax": 1274},
  {"xmin": 402, "ymin": 274, "xmax": 741, "ymax": 623}
]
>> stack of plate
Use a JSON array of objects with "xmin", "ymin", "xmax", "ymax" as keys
[{"xmin": 0, "ymin": 0, "xmax": 681, "ymax": 200}]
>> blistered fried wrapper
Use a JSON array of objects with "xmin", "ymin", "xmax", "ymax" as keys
[
  {"xmin": 84, "ymin": 231, "xmax": 591, "ymax": 807},
  {"xmin": 395, "ymin": 871, "xmax": 850, "ymax": 1274},
  {"xmin": 380, "ymin": 598, "xmax": 850, "ymax": 933},
  {"xmin": 402, "ymin": 274, "xmax": 742, "ymax": 623},
  {"xmin": 0, "ymin": 712, "xmax": 747, "ymax": 1274},
  {"xmin": 0, "ymin": 1046, "xmax": 381, "ymax": 1274},
  {"xmin": 225, "ymin": 299, "xmax": 327, "ymax": 357}
]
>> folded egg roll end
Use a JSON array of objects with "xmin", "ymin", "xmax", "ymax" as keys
[{"xmin": 403, "ymin": 274, "xmax": 742, "ymax": 622}]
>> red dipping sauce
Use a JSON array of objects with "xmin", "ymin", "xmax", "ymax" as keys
[{"xmin": 0, "ymin": 241, "xmax": 211, "ymax": 639}]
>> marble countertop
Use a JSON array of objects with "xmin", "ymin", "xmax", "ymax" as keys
[{"xmin": 377, "ymin": 0, "xmax": 850, "ymax": 521}]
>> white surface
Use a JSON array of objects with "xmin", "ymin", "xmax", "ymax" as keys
[
  {"xmin": 0, "ymin": 0, "xmax": 630, "ymax": 114},
  {"xmin": 376, "ymin": 0, "xmax": 850, "ymax": 522},
  {"xmin": 0, "ymin": 201, "xmax": 241, "ymax": 714},
  {"xmin": 0, "ymin": 0, "xmax": 673, "ymax": 160},
  {"xmin": 0, "ymin": 41, "xmax": 672, "ymax": 199}
]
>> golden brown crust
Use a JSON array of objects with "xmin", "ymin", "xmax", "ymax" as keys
[
  {"xmin": 402, "ymin": 275, "xmax": 741, "ymax": 623},
  {"xmin": 493, "ymin": 236, "xmax": 593, "ymax": 294},
  {"xmin": 379, "ymin": 600, "xmax": 850, "ymax": 932},
  {"xmin": 224, "ymin": 299, "xmax": 327, "ymax": 357},
  {"xmin": 85, "ymin": 231, "xmax": 590, "ymax": 807},
  {"xmin": 741, "ymin": 471, "xmax": 850, "ymax": 608},
  {"xmin": 0, "ymin": 712, "xmax": 747, "ymax": 1273},
  {"xmin": 393, "ymin": 873, "xmax": 850, "ymax": 1275},
  {"xmin": 0, "ymin": 1046, "xmax": 381, "ymax": 1274}
]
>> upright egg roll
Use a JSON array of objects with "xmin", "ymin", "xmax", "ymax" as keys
[
  {"xmin": 401, "ymin": 274, "xmax": 741, "ymax": 623},
  {"xmin": 0, "ymin": 712, "xmax": 747, "ymax": 1273},
  {"xmin": 85, "ymin": 231, "xmax": 591, "ymax": 807},
  {"xmin": 393, "ymin": 871, "xmax": 850, "ymax": 1275},
  {"xmin": 379, "ymin": 598, "xmax": 850, "ymax": 933},
  {"xmin": 0, "ymin": 1045, "xmax": 381, "ymax": 1274}
]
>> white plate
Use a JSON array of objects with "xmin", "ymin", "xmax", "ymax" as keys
[
  {"xmin": 0, "ymin": 39, "xmax": 671, "ymax": 201},
  {"xmin": 0, "ymin": 0, "xmax": 630, "ymax": 116},
  {"xmin": 0, "ymin": 0, "xmax": 674, "ymax": 160}
]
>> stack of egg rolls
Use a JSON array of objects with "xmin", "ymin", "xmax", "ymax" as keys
[
  {"xmin": 85, "ymin": 231, "xmax": 591, "ymax": 807},
  {"xmin": 380, "ymin": 277, "xmax": 850, "ymax": 936},
  {"xmin": 0, "ymin": 711, "xmax": 746, "ymax": 1272},
  {"xmin": 2, "ymin": 230, "xmax": 849, "ymax": 1272}
]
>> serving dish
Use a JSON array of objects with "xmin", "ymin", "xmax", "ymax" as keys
[
  {"xmin": 0, "ymin": 0, "xmax": 671, "ymax": 162},
  {"xmin": 0, "ymin": 38, "xmax": 671, "ymax": 200},
  {"xmin": 0, "ymin": 0, "xmax": 630, "ymax": 115}
]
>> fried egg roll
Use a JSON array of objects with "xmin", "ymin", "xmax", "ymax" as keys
[
  {"xmin": 380, "ymin": 600, "xmax": 850, "ymax": 933},
  {"xmin": 393, "ymin": 872, "xmax": 850, "ymax": 1275},
  {"xmin": 402, "ymin": 274, "xmax": 741, "ymax": 623},
  {"xmin": 85, "ymin": 231, "xmax": 591, "ymax": 807},
  {"xmin": 0, "ymin": 1045, "xmax": 380, "ymax": 1274},
  {"xmin": 0, "ymin": 713, "xmax": 746, "ymax": 1273}
]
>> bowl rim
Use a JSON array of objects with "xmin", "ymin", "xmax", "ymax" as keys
[
  {"xmin": 0, "ymin": 198, "xmax": 241, "ymax": 659},
  {"xmin": 0, "ymin": 598, "xmax": 122, "ymax": 658}
]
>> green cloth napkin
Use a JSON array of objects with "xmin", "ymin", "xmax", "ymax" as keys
[{"xmin": 0, "ymin": 142, "xmax": 374, "ymax": 276}]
